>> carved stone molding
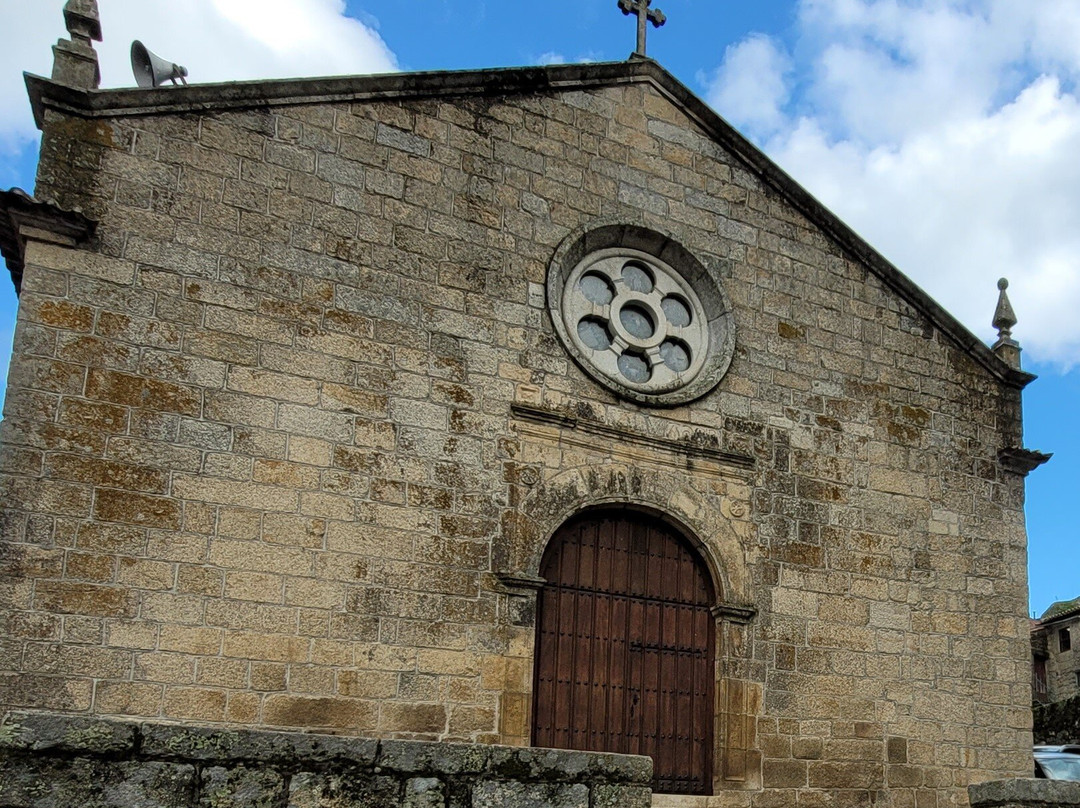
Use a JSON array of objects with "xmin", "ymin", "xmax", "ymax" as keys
[
  {"xmin": 998, "ymin": 447, "xmax": 1052, "ymax": 476},
  {"xmin": 711, "ymin": 603, "xmax": 757, "ymax": 624},
  {"xmin": 511, "ymin": 403, "xmax": 754, "ymax": 471},
  {"xmin": 496, "ymin": 461, "xmax": 754, "ymax": 611},
  {"xmin": 0, "ymin": 188, "xmax": 96, "ymax": 294},
  {"xmin": 496, "ymin": 572, "xmax": 546, "ymax": 595}
]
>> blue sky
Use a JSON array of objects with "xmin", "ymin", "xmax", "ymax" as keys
[{"xmin": 1, "ymin": 0, "xmax": 1076, "ymax": 616}]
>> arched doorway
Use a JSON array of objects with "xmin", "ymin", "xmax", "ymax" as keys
[{"xmin": 532, "ymin": 508, "xmax": 716, "ymax": 795}]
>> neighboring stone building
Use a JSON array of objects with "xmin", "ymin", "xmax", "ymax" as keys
[
  {"xmin": 0, "ymin": 1, "xmax": 1052, "ymax": 804},
  {"xmin": 1032, "ymin": 597, "xmax": 1080, "ymax": 705}
]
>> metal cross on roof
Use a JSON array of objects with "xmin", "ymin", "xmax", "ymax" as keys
[{"xmin": 618, "ymin": 0, "xmax": 666, "ymax": 58}]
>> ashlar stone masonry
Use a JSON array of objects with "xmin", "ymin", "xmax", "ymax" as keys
[{"xmin": 0, "ymin": 6, "xmax": 1050, "ymax": 805}]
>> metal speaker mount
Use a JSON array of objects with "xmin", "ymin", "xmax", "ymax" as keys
[{"xmin": 130, "ymin": 40, "xmax": 188, "ymax": 88}]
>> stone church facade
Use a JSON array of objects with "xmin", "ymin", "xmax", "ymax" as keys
[{"xmin": 0, "ymin": 3, "xmax": 1050, "ymax": 804}]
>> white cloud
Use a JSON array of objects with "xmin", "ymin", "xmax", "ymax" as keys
[
  {"xmin": 0, "ymin": 0, "xmax": 397, "ymax": 152},
  {"xmin": 704, "ymin": 0, "xmax": 1080, "ymax": 367},
  {"xmin": 0, "ymin": 2, "xmax": 59, "ymax": 154},
  {"xmin": 536, "ymin": 51, "xmax": 600, "ymax": 67},
  {"xmin": 704, "ymin": 35, "xmax": 791, "ymax": 140}
]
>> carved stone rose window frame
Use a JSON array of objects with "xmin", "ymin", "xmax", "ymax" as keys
[{"xmin": 547, "ymin": 222, "xmax": 736, "ymax": 407}]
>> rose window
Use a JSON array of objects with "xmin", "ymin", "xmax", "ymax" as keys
[
  {"xmin": 561, "ymin": 248, "xmax": 709, "ymax": 395},
  {"xmin": 547, "ymin": 224, "xmax": 735, "ymax": 407}
]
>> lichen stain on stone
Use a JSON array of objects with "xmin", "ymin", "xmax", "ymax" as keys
[
  {"xmin": 0, "ymin": 718, "xmax": 22, "ymax": 748},
  {"xmin": 900, "ymin": 405, "xmax": 931, "ymax": 426},
  {"xmin": 777, "ymin": 321, "xmax": 803, "ymax": 340},
  {"xmin": 50, "ymin": 118, "xmax": 118, "ymax": 149},
  {"xmin": 37, "ymin": 301, "xmax": 93, "ymax": 330},
  {"xmin": 63, "ymin": 721, "xmax": 118, "ymax": 751},
  {"xmin": 887, "ymin": 421, "xmax": 921, "ymax": 443}
]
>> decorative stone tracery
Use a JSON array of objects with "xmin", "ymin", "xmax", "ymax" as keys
[
  {"xmin": 547, "ymin": 222, "xmax": 735, "ymax": 407},
  {"xmin": 562, "ymin": 248, "xmax": 709, "ymax": 393}
]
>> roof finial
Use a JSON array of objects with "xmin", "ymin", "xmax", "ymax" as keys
[
  {"xmin": 992, "ymin": 277, "xmax": 1022, "ymax": 370},
  {"xmin": 52, "ymin": 0, "xmax": 103, "ymax": 90},
  {"xmin": 618, "ymin": 0, "xmax": 666, "ymax": 59}
]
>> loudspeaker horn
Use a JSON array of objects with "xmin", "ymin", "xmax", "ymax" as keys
[{"xmin": 131, "ymin": 40, "xmax": 188, "ymax": 88}]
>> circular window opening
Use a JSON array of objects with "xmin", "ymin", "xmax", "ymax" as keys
[
  {"xmin": 579, "ymin": 273, "xmax": 614, "ymax": 306},
  {"xmin": 547, "ymin": 225, "xmax": 735, "ymax": 407},
  {"xmin": 578, "ymin": 317, "xmax": 613, "ymax": 351},
  {"xmin": 619, "ymin": 304, "xmax": 656, "ymax": 341},
  {"xmin": 622, "ymin": 261, "xmax": 654, "ymax": 293}
]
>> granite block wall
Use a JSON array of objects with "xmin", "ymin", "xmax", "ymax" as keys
[{"xmin": 1044, "ymin": 615, "xmax": 1080, "ymax": 703}]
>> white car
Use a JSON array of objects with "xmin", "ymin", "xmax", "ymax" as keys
[{"xmin": 1034, "ymin": 745, "xmax": 1080, "ymax": 781}]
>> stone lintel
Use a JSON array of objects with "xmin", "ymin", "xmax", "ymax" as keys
[
  {"xmin": 511, "ymin": 403, "xmax": 756, "ymax": 471},
  {"xmin": 0, "ymin": 188, "xmax": 96, "ymax": 295},
  {"xmin": 711, "ymin": 602, "xmax": 757, "ymax": 624},
  {"xmin": 998, "ymin": 447, "xmax": 1052, "ymax": 476}
]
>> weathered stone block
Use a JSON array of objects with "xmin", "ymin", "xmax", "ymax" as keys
[
  {"xmin": 93, "ymin": 489, "xmax": 182, "ymax": 530},
  {"xmin": 379, "ymin": 739, "xmax": 490, "ymax": 775},
  {"xmin": 200, "ymin": 765, "xmax": 285, "ymax": 808},
  {"xmin": 287, "ymin": 772, "xmax": 400, "ymax": 808},
  {"xmin": 33, "ymin": 581, "xmax": 137, "ymax": 618},
  {"xmin": 402, "ymin": 776, "xmax": 445, "ymax": 808},
  {"xmin": 969, "ymin": 778, "xmax": 1080, "ymax": 808},
  {"xmin": 0, "ymin": 757, "xmax": 195, "ymax": 808},
  {"xmin": 590, "ymin": 784, "xmax": 652, "ymax": 808},
  {"xmin": 0, "ymin": 711, "xmax": 136, "ymax": 754},
  {"xmin": 263, "ymin": 695, "xmax": 378, "ymax": 731},
  {"xmin": 471, "ymin": 781, "xmax": 588, "ymax": 808}
]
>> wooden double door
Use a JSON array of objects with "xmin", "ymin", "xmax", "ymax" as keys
[{"xmin": 532, "ymin": 510, "xmax": 716, "ymax": 794}]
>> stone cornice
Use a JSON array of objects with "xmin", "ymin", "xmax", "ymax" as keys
[
  {"xmin": 998, "ymin": 447, "xmax": 1052, "ymax": 477},
  {"xmin": 0, "ymin": 187, "xmax": 96, "ymax": 294},
  {"xmin": 24, "ymin": 59, "xmax": 1035, "ymax": 389}
]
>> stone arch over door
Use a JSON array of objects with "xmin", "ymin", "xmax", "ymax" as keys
[
  {"xmin": 498, "ymin": 462, "xmax": 750, "ymax": 602},
  {"xmin": 532, "ymin": 507, "xmax": 717, "ymax": 795},
  {"xmin": 497, "ymin": 462, "xmax": 763, "ymax": 791}
]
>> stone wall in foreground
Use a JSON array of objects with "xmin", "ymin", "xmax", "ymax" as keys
[
  {"xmin": 969, "ymin": 778, "xmax": 1080, "ymax": 808},
  {"xmin": 0, "ymin": 711, "xmax": 651, "ymax": 807}
]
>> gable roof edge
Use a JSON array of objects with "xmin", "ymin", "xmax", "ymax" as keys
[
  {"xmin": 24, "ymin": 61, "xmax": 1033, "ymax": 389},
  {"xmin": 633, "ymin": 62, "xmax": 1035, "ymax": 390}
]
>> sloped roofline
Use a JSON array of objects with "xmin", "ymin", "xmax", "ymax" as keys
[
  {"xmin": 24, "ymin": 58, "xmax": 1034, "ymax": 389},
  {"xmin": 1039, "ymin": 597, "xmax": 1080, "ymax": 625}
]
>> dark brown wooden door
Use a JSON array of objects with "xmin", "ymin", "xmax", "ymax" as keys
[{"xmin": 532, "ymin": 510, "xmax": 716, "ymax": 794}]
